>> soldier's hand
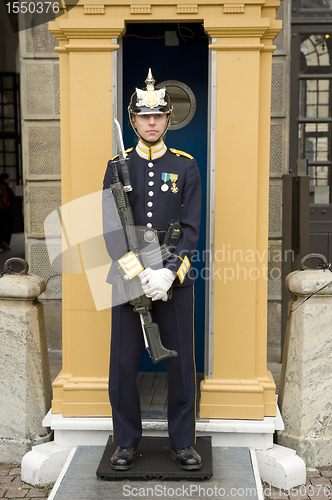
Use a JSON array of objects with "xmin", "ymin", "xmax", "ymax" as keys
[
  {"xmin": 139, "ymin": 268, "xmax": 175, "ymax": 301},
  {"xmin": 139, "ymin": 267, "xmax": 153, "ymax": 286}
]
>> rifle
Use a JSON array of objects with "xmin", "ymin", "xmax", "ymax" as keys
[{"xmin": 110, "ymin": 119, "xmax": 178, "ymax": 364}]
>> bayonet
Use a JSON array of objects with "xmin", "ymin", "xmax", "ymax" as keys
[{"xmin": 114, "ymin": 118, "xmax": 132, "ymax": 192}]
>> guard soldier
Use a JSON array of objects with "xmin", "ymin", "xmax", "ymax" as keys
[{"xmin": 102, "ymin": 69, "xmax": 202, "ymax": 471}]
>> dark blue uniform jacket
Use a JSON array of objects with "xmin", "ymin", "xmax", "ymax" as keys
[{"xmin": 102, "ymin": 139, "xmax": 202, "ymax": 287}]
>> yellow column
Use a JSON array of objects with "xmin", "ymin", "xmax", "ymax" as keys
[
  {"xmin": 256, "ymin": 5, "xmax": 282, "ymax": 416},
  {"xmin": 200, "ymin": 12, "xmax": 281, "ymax": 419},
  {"xmin": 49, "ymin": 17, "xmax": 124, "ymax": 416}
]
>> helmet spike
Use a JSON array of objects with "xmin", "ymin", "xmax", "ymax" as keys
[{"xmin": 145, "ymin": 68, "xmax": 155, "ymax": 90}]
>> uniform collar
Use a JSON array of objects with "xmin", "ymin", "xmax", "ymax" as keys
[{"xmin": 136, "ymin": 139, "xmax": 167, "ymax": 161}]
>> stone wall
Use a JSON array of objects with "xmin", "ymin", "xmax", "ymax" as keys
[
  {"xmin": 19, "ymin": 16, "xmax": 62, "ymax": 350},
  {"xmin": 268, "ymin": 0, "xmax": 291, "ymax": 348}
]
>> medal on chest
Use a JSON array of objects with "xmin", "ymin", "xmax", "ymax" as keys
[
  {"xmin": 170, "ymin": 174, "xmax": 179, "ymax": 193},
  {"xmin": 161, "ymin": 173, "xmax": 179, "ymax": 193},
  {"xmin": 161, "ymin": 172, "xmax": 170, "ymax": 191}
]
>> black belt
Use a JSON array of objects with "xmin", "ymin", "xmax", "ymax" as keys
[{"xmin": 136, "ymin": 228, "xmax": 165, "ymax": 244}]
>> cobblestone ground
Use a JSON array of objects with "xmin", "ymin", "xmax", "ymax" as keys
[
  {"xmin": 1, "ymin": 463, "xmax": 332, "ymax": 499},
  {"xmin": 263, "ymin": 469, "xmax": 332, "ymax": 500},
  {"xmin": 0, "ymin": 465, "xmax": 53, "ymax": 499}
]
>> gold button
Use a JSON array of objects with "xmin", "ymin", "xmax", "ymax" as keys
[{"xmin": 147, "ymin": 212, "xmax": 153, "ymax": 218}]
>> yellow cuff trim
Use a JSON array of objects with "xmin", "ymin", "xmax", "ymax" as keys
[
  {"xmin": 118, "ymin": 251, "xmax": 143, "ymax": 279},
  {"xmin": 177, "ymin": 255, "xmax": 191, "ymax": 284}
]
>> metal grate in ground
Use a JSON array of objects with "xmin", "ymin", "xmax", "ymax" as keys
[{"xmin": 49, "ymin": 446, "xmax": 262, "ymax": 500}]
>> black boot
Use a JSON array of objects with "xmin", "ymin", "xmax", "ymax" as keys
[
  {"xmin": 110, "ymin": 446, "xmax": 138, "ymax": 470},
  {"xmin": 171, "ymin": 446, "xmax": 202, "ymax": 470}
]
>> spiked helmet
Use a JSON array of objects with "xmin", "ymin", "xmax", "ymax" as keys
[{"xmin": 128, "ymin": 69, "xmax": 172, "ymax": 139}]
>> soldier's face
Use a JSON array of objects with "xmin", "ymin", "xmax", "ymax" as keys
[{"xmin": 132, "ymin": 114, "xmax": 168, "ymax": 144}]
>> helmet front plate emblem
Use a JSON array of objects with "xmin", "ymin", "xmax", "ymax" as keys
[{"xmin": 136, "ymin": 87, "xmax": 167, "ymax": 110}]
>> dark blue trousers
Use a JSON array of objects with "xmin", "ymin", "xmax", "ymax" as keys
[{"xmin": 109, "ymin": 285, "xmax": 197, "ymax": 449}]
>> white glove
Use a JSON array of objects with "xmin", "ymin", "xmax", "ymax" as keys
[{"xmin": 139, "ymin": 267, "xmax": 176, "ymax": 302}]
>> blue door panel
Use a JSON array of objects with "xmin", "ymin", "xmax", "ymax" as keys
[{"xmin": 122, "ymin": 23, "xmax": 208, "ymax": 372}]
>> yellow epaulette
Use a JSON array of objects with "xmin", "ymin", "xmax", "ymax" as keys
[
  {"xmin": 169, "ymin": 148, "xmax": 194, "ymax": 160},
  {"xmin": 111, "ymin": 147, "xmax": 133, "ymax": 161}
]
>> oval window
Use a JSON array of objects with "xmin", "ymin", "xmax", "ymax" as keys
[{"xmin": 157, "ymin": 80, "xmax": 196, "ymax": 130}]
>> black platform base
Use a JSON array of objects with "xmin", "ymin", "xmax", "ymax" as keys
[{"xmin": 96, "ymin": 436, "xmax": 213, "ymax": 481}]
